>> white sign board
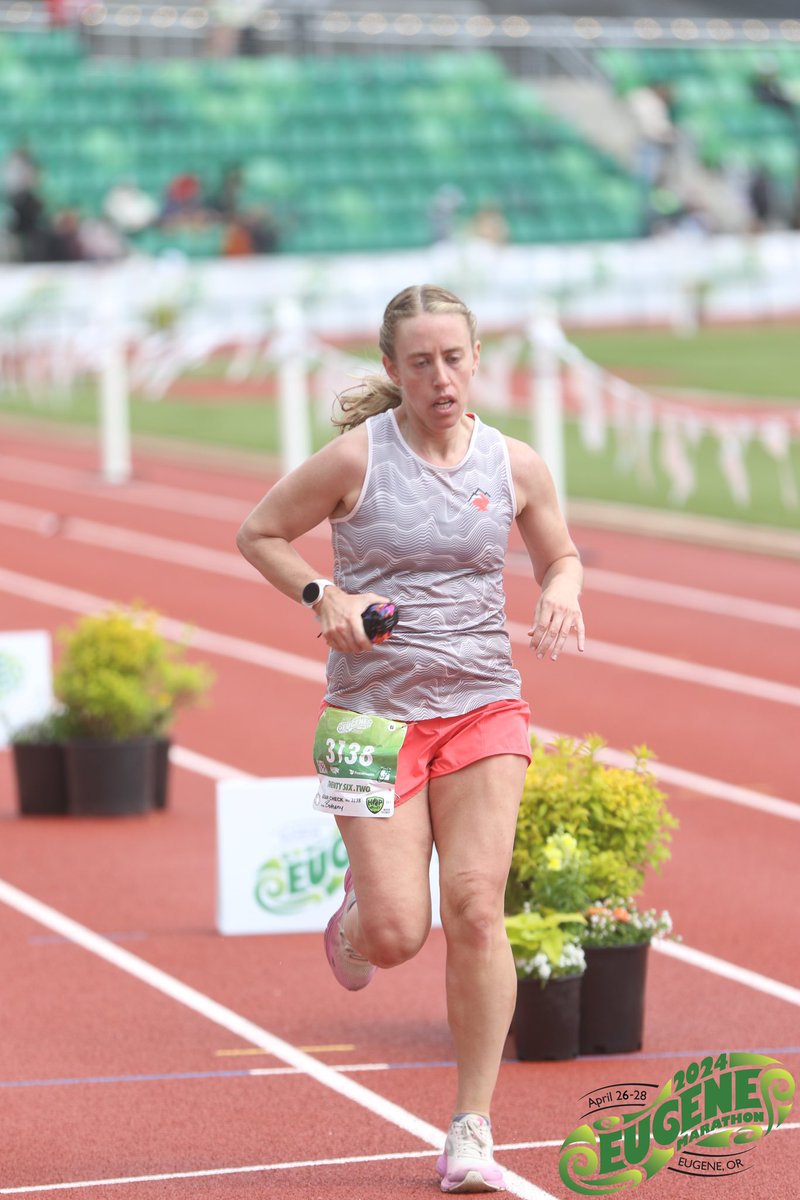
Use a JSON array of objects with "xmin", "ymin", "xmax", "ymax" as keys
[
  {"xmin": 0, "ymin": 631, "xmax": 53, "ymax": 748},
  {"xmin": 216, "ymin": 775, "xmax": 441, "ymax": 936}
]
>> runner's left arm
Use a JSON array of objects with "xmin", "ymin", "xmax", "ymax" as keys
[{"xmin": 506, "ymin": 437, "xmax": 585, "ymax": 662}]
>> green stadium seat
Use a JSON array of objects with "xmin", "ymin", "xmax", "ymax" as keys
[{"xmin": 1, "ymin": 35, "xmax": 655, "ymax": 254}]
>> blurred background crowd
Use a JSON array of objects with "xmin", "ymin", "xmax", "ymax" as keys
[{"xmin": 2, "ymin": 0, "xmax": 800, "ymax": 264}]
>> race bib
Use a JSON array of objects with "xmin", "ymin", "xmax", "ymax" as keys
[{"xmin": 312, "ymin": 707, "xmax": 408, "ymax": 819}]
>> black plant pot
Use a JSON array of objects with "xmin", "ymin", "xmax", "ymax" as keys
[
  {"xmin": 12, "ymin": 742, "xmax": 69, "ymax": 815},
  {"xmin": 64, "ymin": 737, "xmax": 155, "ymax": 816},
  {"xmin": 151, "ymin": 737, "xmax": 171, "ymax": 810},
  {"xmin": 579, "ymin": 942, "xmax": 650, "ymax": 1055},
  {"xmin": 512, "ymin": 973, "xmax": 582, "ymax": 1061}
]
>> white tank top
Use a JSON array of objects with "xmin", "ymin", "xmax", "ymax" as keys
[{"xmin": 325, "ymin": 409, "xmax": 523, "ymax": 722}]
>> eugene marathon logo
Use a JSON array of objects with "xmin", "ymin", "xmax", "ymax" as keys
[
  {"xmin": 559, "ymin": 1052, "xmax": 795, "ymax": 1193},
  {"xmin": 254, "ymin": 831, "xmax": 348, "ymax": 916}
]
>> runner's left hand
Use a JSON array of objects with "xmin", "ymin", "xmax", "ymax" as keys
[{"xmin": 528, "ymin": 580, "xmax": 585, "ymax": 661}]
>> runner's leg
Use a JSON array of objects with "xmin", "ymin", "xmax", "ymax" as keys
[
  {"xmin": 335, "ymin": 787, "xmax": 433, "ymax": 969},
  {"xmin": 430, "ymin": 755, "xmax": 527, "ymax": 1115}
]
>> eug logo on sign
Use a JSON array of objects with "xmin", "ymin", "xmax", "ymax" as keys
[
  {"xmin": 559, "ymin": 1052, "xmax": 795, "ymax": 1193},
  {"xmin": 254, "ymin": 829, "xmax": 348, "ymax": 917}
]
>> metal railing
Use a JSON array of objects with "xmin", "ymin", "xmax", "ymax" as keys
[{"xmin": 2, "ymin": 4, "xmax": 798, "ymax": 59}]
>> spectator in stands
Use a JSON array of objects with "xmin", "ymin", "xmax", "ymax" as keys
[
  {"xmin": 627, "ymin": 84, "xmax": 678, "ymax": 188},
  {"xmin": 468, "ymin": 204, "xmax": 509, "ymax": 246},
  {"xmin": 46, "ymin": 209, "xmax": 85, "ymax": 262},
  {"xmin": 159, "ymin": 173, "xmax": 213, "ymax": 229},
  {"xmin": 4, "ymin": 152, "xmax": 50, "ymax": 263},
  {"xmin": 211, "ymin": 166, "xmax": 245, "ymax": 221},
  {"xmin": 428, "ymin": 183, "xmax": 466, "ymax": 243},
  {"xmin": 751, "ymin": 58, "xmax": 797, "ymax": 123},
  {"xmin": 748, "ymin": 166, "xmax": 779, "ymax": 231},
  {"xmin": 78, "ymin": 215, "xmax": 128, "ymax": 261},
  {"xmin": 791, "ymin": 173, "xmax": 800, "ymax": 231},
  {"xmin": 103, "ymin": 179, "xmax": 159, "ymax": 236},
  {"xmin": 3, "ymin": 144, "xmax": 39, "ymax": 200},
  {"xmin": 45, "ymin": 0, "xmax": 91, "ymax": 25},
  {"xmin": 222, "ymin": 206, "xmax": 280, "ymax": 256},
  {"xmin": 207, "ymin": 1, "xmax": 263, "ymax": 57}
]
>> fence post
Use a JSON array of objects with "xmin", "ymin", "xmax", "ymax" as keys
[
  {"xmin": 99, "ymin": 340, "xmax": 131, "ymax": 485},
  {"xmin": 276, "ymin": 298, "xmax": 311, "ymax": 475},
  {"xmin": 529, "ymin": 306, "xmax": 566, "ymax": 512}
]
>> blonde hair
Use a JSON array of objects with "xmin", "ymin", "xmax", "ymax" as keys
[{"xmin": 333, "ymin": 284, "xmax": 478, "ymax": 433}]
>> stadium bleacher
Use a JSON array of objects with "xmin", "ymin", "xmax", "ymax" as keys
[
  {"xmin": 0, "ymin": 29, "xmax": 647, "ymax": 257},
  {"xmin": 598, "ymin": 45, "xmax": 800, "ymax": 193},
  {"xmin": 1, "ymin": 19, "xmax": 798, "ymax": 259}
]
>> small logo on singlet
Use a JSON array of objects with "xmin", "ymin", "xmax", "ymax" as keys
[{"xmin": 469, "ymin": 488, "xmax": 491, "ymax": 512}]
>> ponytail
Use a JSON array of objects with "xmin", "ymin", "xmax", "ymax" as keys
[{"xmin": 333, "ymin": 374, "xmax": 401, "ymax": 434}]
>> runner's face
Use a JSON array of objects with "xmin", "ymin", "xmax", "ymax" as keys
[{"xmin": 383, "ymin": 313, "xmax": 479, "ymax": 429}]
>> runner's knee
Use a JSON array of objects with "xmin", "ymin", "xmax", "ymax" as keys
[
  {"xmin": 358, "ymin": 912, "xmax": 430, "ymax": 968},
  {"xmin": 441, "ymin": 872, "xmax": 506, "ymax": 950}
]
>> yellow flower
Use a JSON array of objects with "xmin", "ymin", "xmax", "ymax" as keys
[
  {"xmin": 544, "ymin": 845, "xmax": 564, "ymax": 871},
  {"xmin": 543, "ymin": 831, "xmax": 578, "ymax": 872}
]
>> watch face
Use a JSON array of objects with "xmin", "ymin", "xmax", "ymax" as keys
[{"xmin": 302, "ymin": 582, "xmax": 321, "ymax": 606}]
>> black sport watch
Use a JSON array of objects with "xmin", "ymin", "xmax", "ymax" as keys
[{"xmin": 301, "ymin": 578, "xmax": 334, "ymax": 608}]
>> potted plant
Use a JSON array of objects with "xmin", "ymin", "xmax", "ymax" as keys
[
  {"xmin": 506, "ymin": 736, "xmax": 678, "ymax": 1057},
  {"xmin": 507, "ymin": 736, "xmax": 678, "ymax": 914},
  {"xmin": 579, "ymin": 899, "xmax": 674, "ymax": 1055},
  {"xmin": 505, "ymin": 907, "xmax": 587, "ymax": 1061},
  {"xmin": 54, "ymin": 607, "xmax": 213, "ymax": 815},
  {"xmin": 9, "ymin": 710, "xmax": 71, "ymax": 816},
  {"xmin": 504, "ymin": 831, "xmax": 589, "ymax": 1061}
]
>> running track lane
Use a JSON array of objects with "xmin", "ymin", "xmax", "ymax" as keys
[{"xmin": 0, "ymin": 432, "xmax": 796, "ymax": 1200}]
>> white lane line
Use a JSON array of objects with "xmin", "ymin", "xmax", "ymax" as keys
[
  {"xmin": 2, "ymin": 467, "xmax": 798, "ymax": 632},
  {"xmin": 3, "ymin": 1128, "xmax": 798, "ymax": 1194},
  {"xmin": 652, "ymin": 941, "xmax": 800, "ymax": 1008},
  {"xmin": 168, "ymin": 745, "xmax": 253, "ymax": 782},
  {"xmin": 0, "ymin": 564, "xmax": 795, "ymax": 822},
  {"xmin": 0, "ymin": 879, "xmax": 554, "ymax": 1200},
  {"xmin": 167, "ymin": 745, "xmax": 800, "ymax": 1009},
  {"xmin": 506, "ymin": 555, "xmax": 800, "ymax": 631},
  {"xmin": 583, "ymin": 566, "xmax": 800, "ymax": 632},
  {"xmin": 18, "ymin": 487, "xmax": 800, "ymax": 704},
  {"xmin": 529, "ymin": 725, "xmax": 800, "ymax": 822},
  {"xmin": 0, "ymin": 1150, "xmax": 550, "ymax": 1196},
  {"xmin": 171, "ymin": 729, "xmax": 800, "ymax": 825},
  {"xmin": 1, "ymin": 542, "xmax": 800, "ymax": 710},
  {"xmin": 0, "ymin": 456, "xmax": 249, "ymax": 523},
  {"xmin": 0, "ymin": 566, "xmax": 326, "ymax": 684},
  {"xmin": 506, "ymin": 620, "xmax": 800, "ymax": 708},
  {"xmin": 591, "ymin": 746, "xmax": 800, "ymax": 823}
]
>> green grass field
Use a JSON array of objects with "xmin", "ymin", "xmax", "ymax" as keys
[
  {"xmin": 569, "ymin": 324, "xmax": 800, "ymax": 403},
  {"xmin": 1, "ymin": 323, "xmax": 798, "ymax": 530}
]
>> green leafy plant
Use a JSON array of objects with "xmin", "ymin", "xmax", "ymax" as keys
[
  {"xmin": 54, "ymin": 607, "xmax": 213, "ymax": 740},
  {"xmin": 504, "ymin": 910, "xmax": 586, "ymax": 983},
  {"xmin": 9, "ymin": 709, "xmax": 73, "ymax": 744},
  {"xmin": 526, "ymin": 829, "xmax": 590, "ymax": 915},
  {"xmin": 582, "ymin": 898, "xmax": 674, "ymax": 948},
  {"xmin": 506, "ymin": 735, "xmax": 678, "ymax": 913}
]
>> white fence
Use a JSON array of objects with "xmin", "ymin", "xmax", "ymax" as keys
[{"xmin": 1, "ymin": 232, "xmax": 799, "ymax": 508}]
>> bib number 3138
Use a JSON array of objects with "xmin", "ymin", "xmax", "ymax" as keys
[{"xmin": 312, "ymin": 707, "xmax": 408, "ymax": 818}]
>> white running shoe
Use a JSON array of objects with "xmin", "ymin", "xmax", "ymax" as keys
[
  {"xmin": 437, "ymin": 1114, "xmax": 505, "ymax": 1193},
  {"xmin": 323, "ymin": 868, "xmax": 376, "ymax": 991}
]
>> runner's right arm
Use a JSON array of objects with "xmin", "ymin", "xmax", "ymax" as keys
[{"xmin": 236, "ymin": 427, "xmax": 387, "ymax": 652}]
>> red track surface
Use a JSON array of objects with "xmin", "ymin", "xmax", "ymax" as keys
[{"xmin": 0, "ymin": 425, "xmax": 797, "ymax": 1200}]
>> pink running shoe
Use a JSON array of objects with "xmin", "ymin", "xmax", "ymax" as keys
[
  {"xmin": 437, "ymin": 1114, "xmax": 505, "ymax": 1193},
  {"xmin": 323, "ymin": 867, "xmax": 376, "ymax": 991}
]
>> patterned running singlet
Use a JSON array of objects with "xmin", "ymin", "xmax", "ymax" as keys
[{"xmin": 325, "ymin": 409, "xmax": 522, "ymax": 722}]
